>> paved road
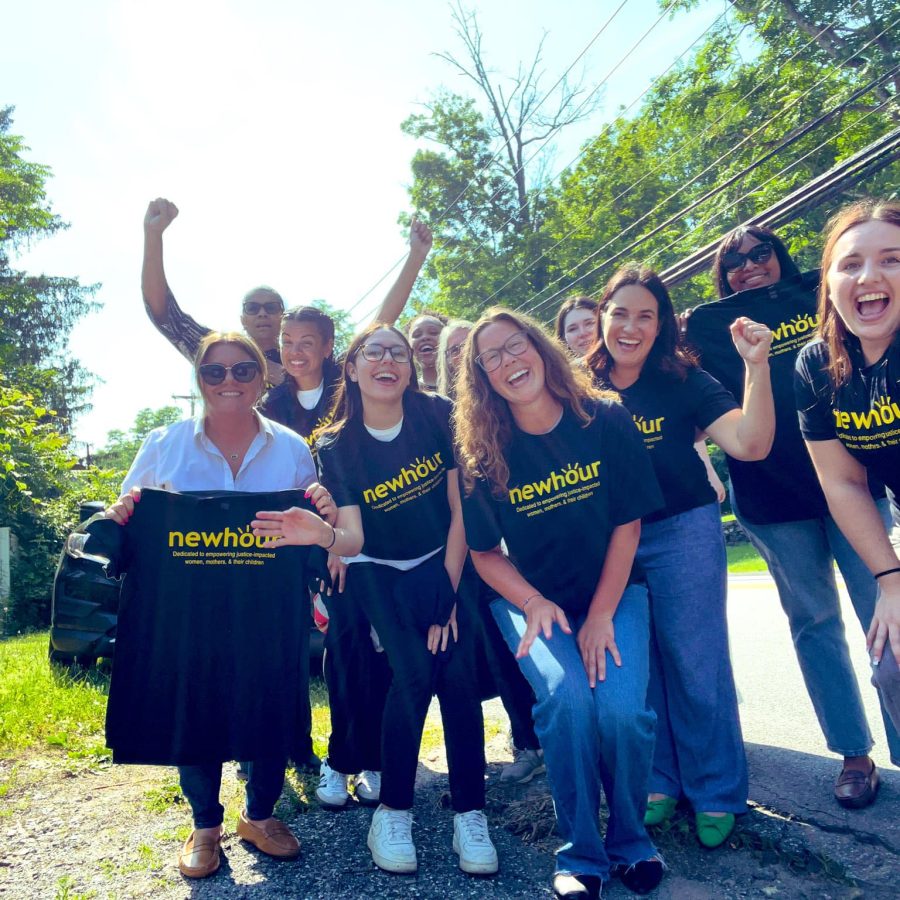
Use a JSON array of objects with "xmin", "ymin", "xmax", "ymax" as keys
[{"xmin": 724, "ymin": 573, "xmax": 899, "ymax": 893}]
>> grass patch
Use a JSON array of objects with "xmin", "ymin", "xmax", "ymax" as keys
[
  {"xmin": 143, "ymin": 775, "xmax": 185, "ymax": 813},
  {"xmin": 726, "ymin": 543, "xmax": 767, "ymax": 573},
  {"xmin": 0, "ymin": 632, "xmax": 109, "ymax": 758}
]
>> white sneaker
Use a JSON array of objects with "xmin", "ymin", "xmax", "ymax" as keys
[
  {"xmin": 452, "ymin": 810, "xmax": 498, "ymax": 875},
  {"xmin": 367, "ymin": 805, "xmax": 417, "ymax": 873},
  {"xmin": 354, "ymin": 770, "xmax": 381, "ymax": 806},
  {"xmin": 315, "ymin": 759, "xmax": 350, "ymax": 809}
]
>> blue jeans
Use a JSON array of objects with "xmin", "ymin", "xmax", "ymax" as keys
[
  {"xmin": 638, "ymin": 503, "xmax": 748, "ymax": 812},
  {"xmin": 491, "ymin": 585, "xmax": 657, "ymax": 878},
  {"xmin": 736, "ymin": 497, "xmax": 900, "ymax": 764},
  {"xmin": 179, "ymin": 759, "xmax": 286, "ymax": 828}
]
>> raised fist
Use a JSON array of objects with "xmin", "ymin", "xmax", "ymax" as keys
[{"xmin": 144, "ymin": 198, "xmax": 179, "ymax": 235}]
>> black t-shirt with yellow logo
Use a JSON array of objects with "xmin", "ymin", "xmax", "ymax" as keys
[
  {"xmin": 606, "ymin": 367, "xmax": 738, "ymax": 522},
  {"xmin": 685, "ymin": 272, "xmax": 830, "ymax": 524},
  {"xmin": 317, "ymin": 392, "xmax": 454, "ymax": 560},
  {"xmin": 461, "ymin": 399, "xmax": 663, "ymax": 615},
  {"xmin": 83, "ymin": 488, "xmax": 324, "ymax": 766},
  {"xmin": 795, "ymin": 335, "xmax": 900, "ymax": 501}
]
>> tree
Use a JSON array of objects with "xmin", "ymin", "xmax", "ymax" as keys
[
  {"xmin": 0, "ymin": 108, "xmax": 111, "ymax": 633},
  {"xmin": 0, "ymin": 107, "xmax": 99, "ymax": 422},
  {"xmin": 309, "ymin": 298, "xmax": 354, "ymax": 358},
  {"xmin": 92, "ymin": 406, "xmax": 184, "ymax": 475},
  {"xmin": 530, "ymin": 0, "xmax": 898, "ymax": 315},
  {"xmin": 401, "ymin": 2, "xmax": 601, "ymax": 317}
]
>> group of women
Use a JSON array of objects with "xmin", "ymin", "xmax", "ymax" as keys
[{"xmin": 102, "ymin": 197, "xmax": 900, "ymax": 899}]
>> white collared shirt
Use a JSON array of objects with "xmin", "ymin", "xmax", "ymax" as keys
[{"xmin": 122, "ymin": 413, "xmax": 317, "ymax": 493}]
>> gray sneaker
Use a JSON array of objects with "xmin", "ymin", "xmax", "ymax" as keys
[{"xmin": 500, "ymin": 748, "xmax": 545, "ymax": 784}]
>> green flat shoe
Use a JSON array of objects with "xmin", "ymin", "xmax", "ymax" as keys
[
  {"xmin": 695, "ymin": 812, "xmax": 735, "ymax": 849},
  {"xmin": 643, "ymin": 796, "xmax": 677, "ymax": 826}
]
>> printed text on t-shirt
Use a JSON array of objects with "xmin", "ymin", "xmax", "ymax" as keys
[
  {"xmin": 832, "ymin": 394, "xmax": 900, "ymax": 451},
  {"xmin": 362, "ymin": 452, "xmax": 446, "ymax": 512},
  {"xmin": 508, "ymin": 461, "xmax": 602, "ymax": 517}
]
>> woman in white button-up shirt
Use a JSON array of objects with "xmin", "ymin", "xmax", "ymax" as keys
[{"xmin": 107, "ymin": 331, "xmax": 336, "ymax": 879}]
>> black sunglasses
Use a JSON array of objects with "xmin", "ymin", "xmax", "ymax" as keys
[
  {"xmin": 243, "ymin": 301, "xmax": 284, "ymax": 315},
  {"xmin": 198, "ymin": 361, "xmax": 261, "ymax": 385},
  {"xmin": 721, "ymin": 243, "xmax": 774, "ymax": 272}
]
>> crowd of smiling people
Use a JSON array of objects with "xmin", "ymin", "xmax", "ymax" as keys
[{"xmin": 98, "ymin": 197, "xmax": 900, "ymax": 899}]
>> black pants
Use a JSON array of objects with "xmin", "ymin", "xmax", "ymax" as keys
[
  {"xmin": 354, "ymin": 557, "xmax": 486, "ymax": 812},
  {"xmin": 290, "ymin": 598, "xmax": 314, "ymax": 764},
  {"xmin": 323, "ymin": 568, "xmax": 391, "ymax": 774}
]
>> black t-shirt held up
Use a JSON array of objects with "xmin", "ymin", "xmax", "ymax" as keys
[
  {"xmin": 84, "ymin": 488, "xmax": 324, "ymax": 766},
  {"xmin": 685, "ymin": 271, "xmax": 831, "ymax": 524},
  {"xmin": 795, "ymin": 334, "xmax": 900, "ymax": 501},
  {"xmin": 461, "ymin": 399, "xmax": 663, "ymax": 615},
  {"xmin": 317, "ymin": 391, "xmax": 455, "ymax": 561},
  {"xmin": 603, "ymin": 367, "xmax": 738, "ymax": 522}
]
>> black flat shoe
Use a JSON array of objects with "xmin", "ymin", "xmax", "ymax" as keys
[
  {"xmin": 552, "ymin": 872, "xmax": 603, "ymax": 899},
  {"xmin": 612, "ymin": 856, "xmax": 665, "ymax": 895}
]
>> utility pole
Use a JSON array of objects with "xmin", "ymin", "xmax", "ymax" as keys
[{"xmin": 172, "ymin": 392, "xmax": 199, "ymax": 418}]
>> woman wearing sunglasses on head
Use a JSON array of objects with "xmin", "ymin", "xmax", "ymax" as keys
[
  {"xmin": 795, "ymin": 200, "xmax": 900, "ymax": 757},
  {"xmin": 253, "ymin": 323, "xmax": 497, "ymax": 877},
  {"xmin": 455, "ymin": 308, "xmax": 665, "ymax": 899},
  {"xmin": 588, "ymin": 264, "xmax": 774, "ymax": 848},
  {"xmin": 686, "ymin": 225, "xmax": 897, "ymax": 807},
  {"xmin": 106, "ymin": 332, "xmax": 336, "ymax": 879}
]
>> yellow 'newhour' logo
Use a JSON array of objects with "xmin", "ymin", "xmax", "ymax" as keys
[
  {"xmin": 768, "ymin": 313, "xmax": 819, "ymax": 356},
  {"xmin": 833, "ymin": 395, "xmax": 900, "ymax": 432},
  {"xmin": 168, "ymin": 525, "xmax": 277, "ymax": 549},
  {"xmin": 508, "ymin": 461, "xmax": 602, "ymax": 505},
  {"xmin": 304, "ymin": 410, "xmax": 335, "ymax": 449},
  {"xmin": 362, "ymin": 452, "xmax": 445, "ymax": 504}
]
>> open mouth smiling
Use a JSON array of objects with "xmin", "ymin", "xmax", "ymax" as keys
[{"xmin": 856, "ymin": 291, "xmax": 889, "ymax": 320}]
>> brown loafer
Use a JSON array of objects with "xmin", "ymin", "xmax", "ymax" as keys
[
  {"xmin": 834, "ymin": 760, "xmax": 880, "ymax": 809},
  {"xmin": 178, "ymin": 829, "xmax": 221, "ymax": 878},
  {"xmin": 236, "ymin": 810, "xmax": 301, "ymax": 858}
]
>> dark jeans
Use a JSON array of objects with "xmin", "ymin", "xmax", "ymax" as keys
[
  {"xmin": 354, "ymin": 558, "xmax": 486, "ymax": 812},
  {"xmin": 323, "ymin": 567, "xmax": 392, "ymax": 774},
  {"xmin": 179, "ymin": 758, "xmax": 286, "ymax": 828}
]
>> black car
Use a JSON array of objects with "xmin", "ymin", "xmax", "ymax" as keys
[{"xmin": 49, "ymin": 501, "xmax": 326, "ymax": 671}]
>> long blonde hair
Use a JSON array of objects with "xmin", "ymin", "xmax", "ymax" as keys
[
  {"xmin": 436, "ymin": 319, "xmax": 474, "ymax": 398},
  {"xmin": 454, "ymin": 307, "xmax": 613, "ymax": 498}
]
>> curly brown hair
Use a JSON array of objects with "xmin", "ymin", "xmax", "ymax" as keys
[
  {"xmin": 454, "ymin": 307, "xmax": 614, "ymax": 498},
  {"xmin": 818, "ymin": 199, "xmax": 900, "ymax": 388}
]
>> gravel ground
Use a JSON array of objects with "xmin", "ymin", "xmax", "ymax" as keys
[{"xmin": 0, "ymin": 699, "xmax": 884, "ymax": 899}]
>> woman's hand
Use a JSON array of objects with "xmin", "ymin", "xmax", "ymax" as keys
[
  {"xmin": 252, "ymin": 507, "xmax": 331, "ymax": 548},
  {"xmin": 326, "ymin": 554, "xmax": 347, "ymax": 595},
  {"xmin": 868, "ymin": 579, "xmax": 900, "ymax": 666},
  {"xmin": 427, "ymin": 604, "xmax": 458, "ymax": 655},
  {"xmin": 577, "ymin": 612, "xmax": 621, "ymax": 688},
  {"xmin": 105, "ymin": 487, "xmax": 141, "ymax": 525},
  {"xmin": 516, "ymin": 596, "xmax": 571, "ymax": 659},
  {"xmin": 730, "ymin": 317, "xmax": 773, "ymax": 365},
  {"xmin": 305, "ymin": 482, "xmax": 337, "ymax": 525}
]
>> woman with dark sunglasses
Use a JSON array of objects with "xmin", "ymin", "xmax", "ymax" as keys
[
  {"xmin": 588, "ymin": 264, "xmax": 774, "ymax": 848},
  {"xmin": 796, "ymin": 199, "xmax": 900, "ymax": 755},
  {"xmin": 455, "ymin": 308, "xmax": 665, "ymax": 899},
  {"xmin": 686, "ymin": 224, "xmax": 898, "ymax": 807},
  {"xmin": 107, "ymin": 331, "xmax": 336, "ymax": 878},
  {"xmin": 254, "ymin": 323, "xmax": 497, "ymax": 878}
]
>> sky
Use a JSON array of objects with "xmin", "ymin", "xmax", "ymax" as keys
[{"xmin": 4, "ymin": 0, "xmax": 726, "ymax": 452}]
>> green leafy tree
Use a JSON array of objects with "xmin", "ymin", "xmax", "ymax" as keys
[
  {"xmin": 401, "ymin": 2, "xmax": 600, "ymax": 318},
  {"xmin": 532, "ymin": 0, "xmax": 898, "ymax": 315},
  {"xmin": 92, "ymin": 406, "xmax": 184, "ymax": 476},
  {"xmin": 0, "ymin": 108, "xmax": 112, "ymax": 633},
  {"xmin": 0, "ymin": 107, "xmax": 99, "ymax": 422},
  {"xmin": 309, "ymin": 298, "xmax": 354, "ymax": 358}
]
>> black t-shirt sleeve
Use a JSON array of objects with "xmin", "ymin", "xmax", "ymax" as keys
[
  {"xmin": 317, "ymin": 436, "xmax": 359, "ymax": 508},
  {"xmin": 461, "ymin": 476, "xmax": 504, "ymax": 553},
  {"xmin": 601, "ymin": 400, "xmax": 664, "ymax": 525},
  {"xmin": 689, "ymin": 368, "xmax": 740, "ymax": 430},
  {"xmin": 794, "ymin": 341, "xmax": 837, "ymax": 441}
]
